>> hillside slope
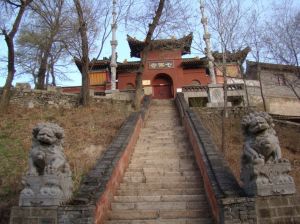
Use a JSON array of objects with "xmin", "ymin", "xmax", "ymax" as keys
[
  {"xmin": 0, "ymin": 104, "xmax": 130, "ymax": 223},
  {"xmin": 195, "ymin": 109, "xmax": 300, "ymax": 193}
]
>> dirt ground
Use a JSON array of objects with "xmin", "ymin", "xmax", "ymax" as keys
[
  {"xmin": 0, "ymin": 104, "xmax": 129, "ymax": 223},
  {"xmin": 195, "ymin": 108, "xmax": 300, "ymax": 193}
]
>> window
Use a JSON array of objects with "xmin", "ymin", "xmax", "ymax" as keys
[{"xmin": 275, "ymin": 74, "xmax": 286, "ymax": 86}]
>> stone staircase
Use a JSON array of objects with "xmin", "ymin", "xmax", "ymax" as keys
[{"xmin": 105, "ymin": 100, "xmax": 213, "ymax": 224}]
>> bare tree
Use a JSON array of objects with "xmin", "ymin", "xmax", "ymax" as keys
[
  {"xmin": 64, "ymin": 0, "xmax": 122, "ymax": 106},
  {"xmin": 130, "ymin": 0, "xmax": 165, "ymax": 110},
  {"xmin": 72, "ymin": 0, "xmax": 90, "ymax": 106},
  {"xmin": 203, "ymin": 0, "xmax": 253, "ymax": 151},
  {"xmin": 16, "ymin": 32, "xmax": 71, "ymax": 86},
  {"xmin": 30, "ymin": 0, "xmax": 66, "ymax": 89},
  {"xmin": 262, "ymin": 0, "xmax": 300, "ymax": 99},
  {"xmin": 263, "ymin": 1, "xmax": 300, "ymax": 67},
  {"xmin": 0, "ymin": 0, "xmax": 33, "ymax": 112},
  {"xmin": 15, "ymin": 0, "xmax": 70, "ymax": 88},
  {"xmin": 124, "ymin": 0, "xmax": 195, "ymax": 110},
  {"xmin": 246, "ymin": 7, "xmax": 268, "ymax": 110}
]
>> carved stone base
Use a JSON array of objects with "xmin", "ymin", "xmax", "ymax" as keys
[
  {"xmin": 19, "ymin": 174, "xmax": 72, "ymax": 206},
  {"xmin": 241, "ymin": 160, "xmax": 296, "ymax": 196},
  {"xmin": 206, "ymin": 84, "xmax": 232, "ymax": 108}
]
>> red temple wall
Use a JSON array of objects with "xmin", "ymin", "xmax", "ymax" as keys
[
  {"xmin": 117, "ymin": 73, "xmax": 136, "ymax": 90},
  {"xmin": 117, "ymin": 49, "xmax": 212, "ymax": 97}
]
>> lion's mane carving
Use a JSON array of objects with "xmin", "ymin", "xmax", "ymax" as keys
[
  {"xmin": 28, "ymin": 123, "xmax": 71, "ymax": 176},
  {"xmin": 240, "ymin": 112, "xmax": 295, "ymax": 196},
  {"xmin": 241, "ymin": 112, "xmax": 281, "ymax": 165},
  {"xmin": 20, "ymin": 123, "xmax": 73, "ymax": 206}
]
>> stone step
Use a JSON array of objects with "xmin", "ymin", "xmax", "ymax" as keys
[
  {"xmin": 129, "ymin": 158, "xmax": 196, "ymax": 165},
  {"xmin": 122, "ymin": 175, "xmax": 201, "ymax": 183},
  {"xmin": 145, "ymin": 121, "xmax": 179, "ymax": 125},
  {"xmin": 124, "ymin": 170, "xmax": 200, "ymax": 177},
  {"xmin": 126, "ymin": 166, "xmax": 197, "ymax": 173},
  {"xmin": 108, "ymin": 209, "xmax": 207, "ymax": 220},
  {"xmin": 131, "ymin": 155, "xmax": 194, "ymax": 160},
  {"xmin": 128, "ymin": 162, "xmax": 197, "ymax": 170},
  {"xmin": 134, "ymin": 144, "xmax": 190, "ymax": 150},
  {"xmin": 125, "ymin": 167, "xmax": 199, "ymax": 174},
  {"xmin": 138, "ymin": 136, "xmax": 186, "ymax": 143},
  {"xmin": 106, "ymin": 218, "xmax": 213, "ymax": 224},
  {"xmin": 132, "ymin": 151, "xmax": 194, "ymax": 157},
  {"xmin": 146, "ymin": 120, "xmax": 178, "ymax": 123},
  {"xmin": 129, "ymin": 158, "xmax": 195, "ymax": 163},
  {"xmin": 114, "ymin": 195, "xmax": 206, "ymax": 203},
  {"xmin": 116, "ymin": 188, "xmax": 205, "ymax": 196},
  {"xmin": 106, "ymin": 102, "xmax": 213, "ymax": 224},
  {"xmin": 132, "ymin": 150, "xmax": 191, "ymax": 155},
  {"xmin": 145, "ymin": 124, "xmax": 180, "ymax": 127},
  {"xmin": 111, "ymin": 201, "xmax": 209, "ymax": 211},
  {"xmin": 141, "ymin": 127, "xmax": 184, "ymax": 133},
  {"xmin": 119, "ymin": 180, "xmax": 204, "ymax": 188},
  {"xmin": 120, "ymin": 180, "xmax": 203, "ymax": 189},
  {"xmin": 141, "ymin": 129, "xmax": 185, "ymax": 134}
]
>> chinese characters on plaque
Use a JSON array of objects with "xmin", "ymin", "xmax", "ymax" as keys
[{"xmin": 149, "ymin": 61, "xmax": 174, "ymax": 69}]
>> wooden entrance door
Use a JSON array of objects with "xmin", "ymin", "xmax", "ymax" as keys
[
  {"xmin": 153, "ymin": 84, "xmax": 172, "ymax": 99},
  {"xmin": 153, "ymin": 75, "xmax": 173, "ymax": 99}
]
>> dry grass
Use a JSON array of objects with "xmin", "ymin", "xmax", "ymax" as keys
[
  {"xmin": 195, "ymin": 109, "xmax": 300, "ymax": 192},
  {"xmin": 0, "ymin": 103, "xmax": 129, "ymax": 223}
]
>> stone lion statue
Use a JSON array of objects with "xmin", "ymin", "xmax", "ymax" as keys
[
  {"xmin": 28, "ymin": 123, "xmax": 71, "ymax": 176},
  {"xmin": 241, "ymin": 112, "xmax": 281, "ymax": 165},
  {"xmin": 20, "ymin": 123, "xmax": 73, "ymax": 206},
  {"xmin": 240, "ymin": 112, "xmax": 295, "ymax": 196}
]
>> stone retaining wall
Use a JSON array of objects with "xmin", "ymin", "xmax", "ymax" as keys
[
  {"xmin": 10, "ymin": 97, "xmax": 151, "ymax": 224},
  {"xmin": 6, "ymin": 89, "xmax": 132, "ymax": 110},
  {"xmin": 247, "ymin": 86, "xmax": 300, "ymax": 116},
  {"xmin": 175, "ymin": 93, "xmax": 300, "ymax": 223},
  {"xmin": 175, "ymin": 93, "xmax": 256, "ymax": 224},
  {"xmin": 256, "ymin": 195, "xmax": 300, "ymax": 223}
]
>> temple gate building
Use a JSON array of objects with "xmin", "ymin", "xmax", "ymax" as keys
[{"xmin": 64, "ymin": 34, "xmax": 250, "ymax": 104}]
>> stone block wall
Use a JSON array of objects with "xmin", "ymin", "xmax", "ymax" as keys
[
  {"xmin": 10, "ymin": 207, "xmax": 58, "ymax": 224},
  {"xmin": 9, "ymin": 89, "xmax": 78, "ymax": 108},
  {"xmin": 58, "ymin": 206, "xmax": 95, "ymax": 224},
  {"xmin": 246, "ymin": 86, "xmax": 300, "ymax": 116},
  {"xmin": 256, "ymin": 195, "xmax": 300, "ymax": 223},
  {"xmin": 9, "ymin": 97, "xmax": 151, "ymax": 224},
  {"xmin": 175, "ymin": 93, "xmax": 257, "ymax": 224},
  {"xmin": 6, "ymin": 89, "xmax": 132, "ymax": 110},
  {"xmin": 176, "ymin": 93, "xmax": 300, "ymax": 223}
]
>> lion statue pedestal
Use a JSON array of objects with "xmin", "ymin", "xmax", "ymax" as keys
[
  {"xmin": 240, "ymin": 112, "xmax": 295, "ymax": 196},
  {"xmin": 19, "ymin": 123, "xmax": 73, "ymax": 206}
]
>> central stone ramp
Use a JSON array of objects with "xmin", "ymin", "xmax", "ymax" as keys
[{"xmin": 105, "ymin": 100, "xmax": 213, "ymax": 224}]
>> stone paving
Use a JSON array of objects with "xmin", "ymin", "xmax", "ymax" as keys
[{"xmin": 105, "ymin": 100, "xmax": 213, "ymax": 224}]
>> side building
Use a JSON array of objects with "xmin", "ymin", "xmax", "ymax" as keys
[{"xmin": 246, "ymin": 61, "xmax": 300, "ymax": 116}]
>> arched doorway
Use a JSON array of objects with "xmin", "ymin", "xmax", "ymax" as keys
[{"xmin": 152, "ymin": 74, "xmax": 173, "ymax": 99}]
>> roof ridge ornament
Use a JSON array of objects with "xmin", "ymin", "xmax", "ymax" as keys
[{"xmin": 127, "ymin": 33, "xmax": 193, "ymax": 58}]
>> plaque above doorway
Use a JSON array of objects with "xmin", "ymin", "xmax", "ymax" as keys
[{"xmin": 149, "ymin": 61, "xmax": 174, "ymax": 69}]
